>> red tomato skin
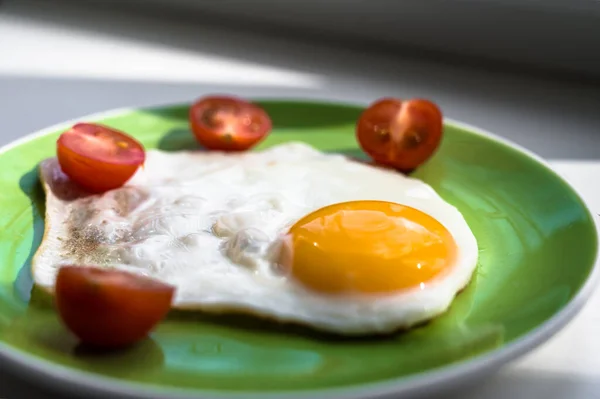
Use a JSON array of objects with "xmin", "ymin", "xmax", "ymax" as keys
[
  {"xmin": 356, "ymin": 98, "xmax": 443, "ymax": 171},
  {"xmin": 189, "ymin": 96, "xmax": 272, "ymax": 151},
  {"xmin": 56, "ymin": 123, "xmax": 145, "ymax": 193},
  {"xmin": 55, "ymin": 266, "xmax": 174, "ymax": 348}
]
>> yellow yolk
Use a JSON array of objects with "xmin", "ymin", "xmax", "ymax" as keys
[{"xmin": 279, "ymin": 201, "xmax": 457, "ymax": 295}]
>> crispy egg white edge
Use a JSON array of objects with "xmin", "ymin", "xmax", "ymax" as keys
[{"xmin": 32, "ymin": 143, "xmax": 479, "ymax": 335}]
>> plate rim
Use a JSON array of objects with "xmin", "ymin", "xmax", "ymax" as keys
[{"xmin": 1, "ymin": 99, "xmax": 599, "ymax": 399}]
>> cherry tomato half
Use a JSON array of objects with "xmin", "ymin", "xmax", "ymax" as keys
[
  {"xmin": 57, "ymin": 123, "xmax": 146, "ymax": 193},
  {"xmin": 55, "ymin": 266, "xmax": 174, "ymax": 348},
  {"xmin": 189, "ymin": 96, "xmax": 272, "ymax": 151},
  {"xmin": 356, "ymin": 98, "xmax": 443, "ymax": 171}
]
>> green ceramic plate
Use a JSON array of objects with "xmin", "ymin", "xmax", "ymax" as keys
[{"xmin": 0, "ymin": 100, "xmax": 598, "ymax": 399}]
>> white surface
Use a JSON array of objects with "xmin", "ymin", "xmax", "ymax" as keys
[
  {"xmin": 0, "ymin": 17, "xmax": 322, "ymax": 88},
  {"xmin": 1, "ymin": 0, "xmax": 600, "ymax": 398}
]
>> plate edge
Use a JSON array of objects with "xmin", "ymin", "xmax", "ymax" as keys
[{"xmin": 0, "ymin": 100, "xmax": 598, "ymax": 399}]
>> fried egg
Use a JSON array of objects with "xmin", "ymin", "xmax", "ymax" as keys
[{"xmin": 33, "ymin": 142, "xmax": 478, "ymax": 335}]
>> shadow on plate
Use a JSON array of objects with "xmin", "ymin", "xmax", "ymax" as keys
[
  {"xmin": 71, "ymin": 337, "xmax": 166, "ymax": 369},
  {"xmin": 167, "ymin": 308, "xmax": 432, "ymax": 344},
  {"xmin": 148, "ymin": 100, "xmax": 362, "ymax": 131},
  {"xmin": 12, "ymin": 166, "xmax": 46, "ymax": 304},
  {"xmin": 157, "ymin": 127, "xmax": 202, "ymax": 152},
  {"xmin": 256, "ymin": 101, "xmax": 362, "ymax": 129}
]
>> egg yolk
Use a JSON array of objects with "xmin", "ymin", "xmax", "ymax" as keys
[{"xmin": 278, "ymin": 201, "xmax": 457, "ymax": 295}]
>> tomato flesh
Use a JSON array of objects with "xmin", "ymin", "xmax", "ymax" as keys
[
  {"xmin": 57, "ymin": 123, "xmax": 146, "ymax": 193},
  {"xmin": 189, "ymin": 96, "xmax": 272, "ymax": 151},
  {"xmin": 55, "ymin": 266, "xmax": 174, "ymax": 348},
  {"xmin": 356, "ymin": 98, "xmax": 443, "ymax": 171}
]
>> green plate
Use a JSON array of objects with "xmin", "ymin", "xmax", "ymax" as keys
[{"xmin": 0, "ymin": 100, "xmax": 598, "ymax": 399}]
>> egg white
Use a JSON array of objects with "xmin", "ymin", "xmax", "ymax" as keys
[{"xmin": 33, "ymin": 142, "xmax": 478, "ymax": 335}]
